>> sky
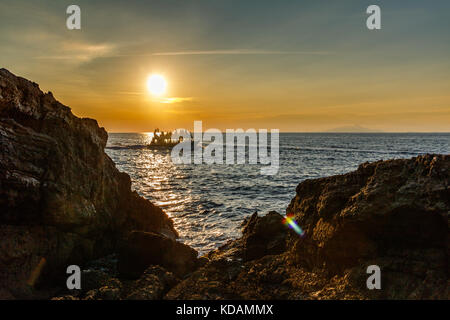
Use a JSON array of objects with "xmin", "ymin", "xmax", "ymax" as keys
[{"xmin": 1, "ymin": 0, "xmax": 449, "ymax": 132}]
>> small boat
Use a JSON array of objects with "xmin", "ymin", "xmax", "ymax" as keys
[
  {"xmin": 147, "ymin": 130, "xmax": 179, "ymax": 148},
  {"xmin": 147, "ymin": 129, "xmax": 202, "ymax": 150}
]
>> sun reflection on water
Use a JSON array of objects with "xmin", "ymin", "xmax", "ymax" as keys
[{"xmin": 106, "ymin": 132, "xmax": 450, "ymax": 255}]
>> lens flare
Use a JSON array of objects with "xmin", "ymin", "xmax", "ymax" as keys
[{"xmin": 282, "ymin": 213, "xmax": 305, "ymax": 237}]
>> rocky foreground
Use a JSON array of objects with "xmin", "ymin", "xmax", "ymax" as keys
[
  {"xmin": 0, "ymin": 69, "xmax": 196, "ymax": 299},
  {"xmin": 0, "ymin": 69, "xmax": 448, "ymax": 300}
]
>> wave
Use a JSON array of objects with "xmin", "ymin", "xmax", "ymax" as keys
[
  {"xmin": 107, "ymin": 143, "xmax": 422, "ymax": 156},
  {"xmin": 281, "ymin": 145, "xmax": 422, "ymax": 155}
]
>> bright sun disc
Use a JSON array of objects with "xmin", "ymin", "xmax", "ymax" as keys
[{"xmin": 147, "ymin": 74, "xmax": 167, "ymax": 96}]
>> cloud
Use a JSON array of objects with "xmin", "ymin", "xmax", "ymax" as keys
[
  {"xmin": 71, "ymin": 48, "xmax": 331, "ymax": 59},
  {"xmin": 113, "ymin": 93, "xmax": 193, "ymax": 104},
  {"xmin": 151, "ymin": 49, "xmax": 331, "ymax": 56},
  {"xmin": 115, "ymin": 91, "xmax": 143, "ymax": 96},
  {"xmin": 34, "ymin": 42, "xmax": 115, "ymax": 62},
  {"xmin": 158, "ymin": 97, "xmax": 194, "ymax": 104}
]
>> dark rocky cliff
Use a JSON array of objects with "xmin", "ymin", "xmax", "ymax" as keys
[{"xmin": 0, "ymin": 69, "xmax": 181, "ymax": 298}]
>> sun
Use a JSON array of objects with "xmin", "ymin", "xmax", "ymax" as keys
[{"xmin": 147, "ymin": 74, "xmax": 167, "ymax": 96}]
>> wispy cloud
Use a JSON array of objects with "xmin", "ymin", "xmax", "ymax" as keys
[
  {"xmin": 33, "ymin": 42, "xmax": 115, "ymax": 62},
  {"xmin": 116, "ymin": 91, "xmax": 144, "ymax": 96},
  {"xmin": 33, "ymin": 48, "xmax": 331, "ymax": 61},
  {"xmin": 151, "ymin": 49, "xmax": 331, "ymax": 56},
  {"xmin": 115, "ymin": 92, "xmax": 193, "ymax": 104},
  {"xmin": 158, "ymin": 97, "xmax": 193, "ymax": 104}
]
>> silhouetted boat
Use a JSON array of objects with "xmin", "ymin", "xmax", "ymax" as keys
[{"xmin": 147, "ymin": 129, "xmax": 203, "ymax": 150}]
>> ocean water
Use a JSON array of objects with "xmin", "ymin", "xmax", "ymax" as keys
[{"xmin": 106, "ymin": 133, "xmax": 450, "ymax": 255}]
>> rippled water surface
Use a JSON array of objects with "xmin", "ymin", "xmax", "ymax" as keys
[{"xmin": 106, "ymin": 133, "xmax": 449, "ymax": 255}]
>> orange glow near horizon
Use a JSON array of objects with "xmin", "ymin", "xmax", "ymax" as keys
[{"xmin": 2, "ymin": 2, "xmax": 449, "ymax": 133}]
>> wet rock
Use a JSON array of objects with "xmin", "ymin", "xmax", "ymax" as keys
[
  {"xmin": 118, "ymin": 231, "xmax": 198, "ymax": 278},
  {"xmin": 203, "ymin": 211, "xmax": 289, "ymax": 264},
  {"xmin": 240, "ymin": 211, "xmax": 288, "ymax": 261}
]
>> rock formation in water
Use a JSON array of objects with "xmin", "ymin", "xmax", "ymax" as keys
[
  {"xmin": 118, "ymin": 231, "xmax": 198, "ymax": 278},
  {"xmin": 0, "ymin": 68, "xmax": 197, "ymax": 299},
  {"xmin": 166, "ymin": 154, "xmax": 449, "ymax": 300},
  {"xmin": 54, "ymin": 155, "xmax": 449, "ymax": 300}
]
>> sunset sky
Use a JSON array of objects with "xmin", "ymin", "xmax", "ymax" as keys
[{"xmin": 1, "ymin": 0, "xmax": 449, "ymax": 132}]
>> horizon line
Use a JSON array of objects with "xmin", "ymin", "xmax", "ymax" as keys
[{"xmin": 107, "ymin": 131, "xmax": 450, "ymax": 134}]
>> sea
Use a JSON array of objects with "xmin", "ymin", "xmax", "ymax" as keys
[{"xmin": 106, "ymin": 133, "xmax": 449, "ymax": 255}]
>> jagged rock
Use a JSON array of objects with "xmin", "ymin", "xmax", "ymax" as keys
[
  {"xmin": 118, "ymin": 231, "xmax": 198, "ymax": 278},
  {"xmin": 124, "ymin": 266, "xmax": 179, "ymax": 300},
  {"xmin": 84, "ymin": 286, "xmax": 121, "ymax": 300},
  {"xmin": 167, "ymin": 155, "xmax": 449, "ymax": 300},
  {"xmin": 240, "ymin": 211, "xmax": 287, "ymax": 261},
  {"xmin": 0, "ymin": 68, "xmax": 178, "ymax": 298},
  {"xmin": 286, "ymin": 154, "xmax": 449, "ymax": 298},
  {"xmin": 52, "ymin": 264, "xmax": 179, "ymax": 300},
  {"xmin": 84, "ymin": 254, "xmax": 118, "ymax": 275},
  {"xmin": 50, "ymin": 268, "xmax": 122, "ymax": 300},
  {"xmin": 80, "ymin": 270, "xmax": 112, "ymax": 293},
  {"xmin": 203, "ymin": 211, "xmax": 289, "ymax": 263},
  {"xmin": 51, "ymin": 295, "xmax": 80, "ymax": 300},
  {"xmin": 167, "ymin": 210, "xmax": 293, "ymax": 300},
  {"xmin": 165, "ymin": 257, "xmax": 243, "ymax": 299}
]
